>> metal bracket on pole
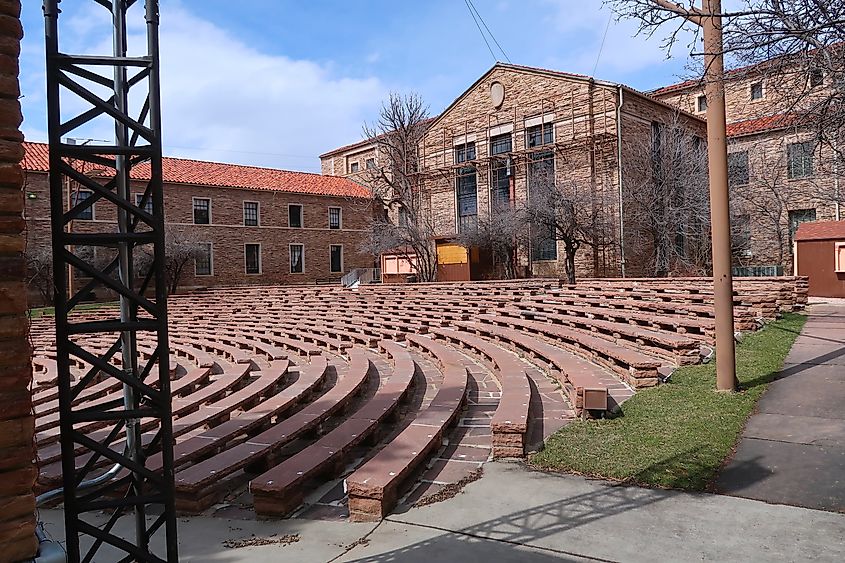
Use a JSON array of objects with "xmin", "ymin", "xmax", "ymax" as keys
[{"xmin": 43, "ymin": 1, "xmax": 178, "ymax": 561}]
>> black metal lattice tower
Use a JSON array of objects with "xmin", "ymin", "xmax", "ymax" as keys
[{"xmin": 43, "ymin": 1, "xmax": 177, "ymax": 561}]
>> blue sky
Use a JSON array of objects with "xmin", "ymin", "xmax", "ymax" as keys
[{"xmin": 19, "ymin": 1, "xmax": 701, "ymax": 173}]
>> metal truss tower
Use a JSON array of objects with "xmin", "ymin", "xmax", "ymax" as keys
[{"xmin": 43, "ymin": 1, "xmax": 177, "ymax": 561}]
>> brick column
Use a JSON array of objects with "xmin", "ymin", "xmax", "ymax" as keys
[{"xmin": 0, "ymin": 1, "xmax": 37, "ymax": 561}]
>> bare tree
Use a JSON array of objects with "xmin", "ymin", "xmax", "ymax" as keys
[
  {"xmin": 140, "ymin": 227, "xmax": 206, "ymax": 295},
  {"xmin": 25, "ymin": 244, "xmax": 54, "ymax": 306},
  {"xmin": 360, "ymin": 93, "xmax": 437, "ymax": 282},
  {"xmin": 623, "ymin": 114, "xmax": 711, "ymax": 276},
  {"xmin": 608, "ymin": 1, "xmax": 845, "ymax": 157},
  {"xmin": 454, "ymin": 205, "xmax": 529, "ymax": 280}
]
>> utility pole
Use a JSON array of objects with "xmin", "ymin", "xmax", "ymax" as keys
[{"xmin": 652, "ymin": 0, "xmax": 737, "ymax": 391}]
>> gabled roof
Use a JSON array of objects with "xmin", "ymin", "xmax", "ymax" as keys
[
  {"xmin": 795, "ymin": 221, "xmax": 845, "ymax": 242},
  {"xmin": 726, "ymin": 113, "xmax": 799, "ymax": 137},
  {"xmin": 319, "ymin": 118, "xmax": 435, "ymax": 159},
  {"xmin": 424, "ymin": 62, "xmax": 705, "ymax": 133},
  {"xmin": 22, "ymin": 142, "xmax": 371, "ymax": 198}
]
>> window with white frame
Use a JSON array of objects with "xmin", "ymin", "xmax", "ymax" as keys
[
  {"xmin": 290, "ymin": 244, "xmax": 304, "ymax": 273},
  {"xmin": 330, "ymin": 244, "xmax": 343, "ymax": 273},
  {"xmin": 135, "ymin": 193, "xmax": 153, "ymax": 215},
  {"xmin": 195, "ymin": 243, "xmax": 212, "ymax": 276},
  {"xmin": 71, "ymin": 189, "xmax": 94, "ymax": 220},
  {"xmin": 750, "ymin": 82, "xmax": 763, "ymax": 100},
  {"xmin": 245, "ymin": 243, "xmax": 261, "ymax": 274},
  {"xmin": 288, "ymin": 204, "xmax": 303, "ymax": 228},
  {"xmin": 328, "ymin": 206, "xmax": 341, "ymax": 229},
  {"xmin": 193, "ymin": 198, "xmax": 210, "ymax": 224},
  {"xmin": 243, "ymin": 201, "xmax": 259, "ymax": 226}
]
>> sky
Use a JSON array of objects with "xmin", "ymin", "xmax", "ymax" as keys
[{"xmin": 19, "ymin": 0, "xmax": 704, "ymax": 173}]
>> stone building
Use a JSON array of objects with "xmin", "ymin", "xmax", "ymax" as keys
[
  {"xmin": 23, "ymin": 142, "xmax": 375, "ymax": 300},
  {"xmin": 322, "ymin": 63, "xmax": 707, "ymax": 280},
  {"xmin": 651, "ymin": 59, "xmax": 840, "ymax": 274}
]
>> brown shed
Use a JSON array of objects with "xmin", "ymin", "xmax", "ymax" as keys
[{"xmin": 795, "ymin": 221, "xmax": 845, "ymax": 298}]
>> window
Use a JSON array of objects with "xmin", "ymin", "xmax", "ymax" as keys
[
  {"xmin": 732, "ymin": 214, "xmax": 752, "ymax": 258},
  {"xmin": 455, "ymin": 141, "xmax": 476, "ymax": 164},
  {"xmin": 750, "ymin": 82, "xmax": 763, "ymax": 100},
  {"xmin": 728, "ymin": 151, "xmax": 749, "ymax": 186},
  {"xmin": 289, "ymin": 244, "xmax": 304, "ymax": 273},
  {"xmin": 349, "ymin": 161, "xmax": 359, "ymax": 173},
  {"xmin": 195, "ymin": 243, "xmax": 212, "ymax": 276},
  {"xmin": 490, "ymin": 133, "xmax": 512, "ymax": 209},
  {"xmin": 651, "ymin": 121, "xmax": 664, "ymax": 178},
  {"xmin": 330, "ymin": 244, "xmax": 343, "ymax": 273},
  {"xmin": 696, "ymin": 94, "xmax": 707, "ymax": 112},
  {"xmin": 490, "ymin": 133, "xmax": 512, "ymax": 156},
  {"xmin": 788, "ymin": 209, "xmax": 816, "ymax": 245},
  {"xmin": 398, "ymin": 207, "xmax": 409, "ymax": 227},
  {"xmin": 193, "ymin": 198, "xmax": 210, "ymax": 224},
  {"xmin": 243, "ymin": 201, "xmax": 259, "ymax": 226},
  {"xmin": 835, "ymin": 242, "xmax": 845, "ymax": 273},
  {"xmin": 456, "ymin": 167, "xmax": 478, "ymax": 233},
  {"xmin": 328, "ymin": 206, "xmax": 342, "ymax": 229},
  {"xmin": 71, "ymin": 190, "xmax": 94, "ymax": 220},
  {"xmin": 135, "ymin": 193, "xmax": 153, "ymax": 215},
  {"xmin": 809, "ymin": 67, "xmax": 824, "ymax": 87},
  {"xmin": 526, "ymin": 123, "xmax": 553, "ymax": 148},
  {"xmin": 365, "ymin": 158, "xmax": 375, "ymax": 170},
  {"xmin": 787, "ymin": 142, "xmax": 814, "ymax": 179},
  {"xmin": 288, "ymin": 204, "xmax": 303, "ymax": 228},
  {"xmin": 528, "ymin": 151, "xmax": 556, "ymax": 261},
  {"xmin": 245, "ymin": 243, "xmax": 261, "ymax": 274}
]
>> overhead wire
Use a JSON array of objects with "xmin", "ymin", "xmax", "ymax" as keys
[
  {"xmin": 592, "ymin": 11, "xmax": 613, "ymax": 77},
  {"xmin": 464, "ymin": 0, "xmax": 498, "ymax": 62},
  {"xmin": 466, "ymin": 0, "xmax": 511, "ymax": 63}
]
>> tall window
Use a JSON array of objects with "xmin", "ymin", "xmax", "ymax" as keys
[
  {"xmin": 193, "ymin": 198, "xmax": 210, "ymax": 224},
  {"xmin": 245, "ymin": 244, "xmax": 261, "ymax": 274},
  {"xmin": 195, "ymin": 243, "xmax": 212, "ymax": 276},
  {"xmin": 135, "ymin": 193, "xmax": 153, "ymax": 215},
  {"xmin": 787, "ymin": 142, "xmax": 814, "ymax": 179},
  {"xmin": 490, "ymin": 133, "xmax": 512, "ymax": 209},
  {"xmin": 328, "ymin": 206, "xmax": 341, "ymax": 229},
  {"xmin": 455, "ymin": 142, "xmax": 477, "ymax": 233},
  {"xmin": 71, "ymin": 190, "xmax": 94, "ymax": 220},
  {"xmin": 789, "ymin": 208, "xmax": 816, "ymax": 244},
  {"xmin": 696, "ymin": 94, "xmax": 707, "ymax": 112},
  {"xmin": 528, "ymin": 149, "xmax": 556, "ymax": 261},
  {"xmin": 750, "ymin": 82, "xmax": 763, "ymax": 100},
  {"xmin": 243, "ymin": 201, "xmax": 259, "ymax": 226},
  {"xmin": 728, "ymin": 151, "xmax": 749, "ymax": 186},
  {"xmin": 330, "ymin": 244, "xmax": 343, "ymax": 273},
  {"xmin": 398, "ymin": 207, "xmax": 409, "ymax": 227},
  {"xmin": 290, "ymin": 244, "xmax": 304, "ymax": 273},
  {"xmin": 288, "ymin": 204, "xmax": 303, "ymax": 228}
]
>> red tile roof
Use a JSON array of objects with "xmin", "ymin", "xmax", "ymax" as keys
[
  {"xmin": 726, "ymin": 113, "xmax": 799, "ymax": 137},
  {"xmin": 795, "ymin": 221, "xmax": 845, "ymax": 242},
  {"xmin": 22, "ymin": 142, "xmax": 371, "ymax": 199}
]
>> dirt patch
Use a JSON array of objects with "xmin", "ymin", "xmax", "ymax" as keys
[
  {"xmin": 222, "ymin": 533, "xmax": 300, "ymax": 549},
  {"xmin": 414, "ymin": 468, "xmax": 483, "ymax": 507}
]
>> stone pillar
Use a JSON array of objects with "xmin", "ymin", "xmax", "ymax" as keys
[{"xmin": 0, "ymin": 1, "xmax": 37, "ymax": 561}]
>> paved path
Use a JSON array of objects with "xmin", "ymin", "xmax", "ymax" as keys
[
  {"xmin": 39, "ymin": 462, "xmax": 845, "ymax": 562},
  {"xmin": 716, "ymin": 302, "xmax": 845, "ymax": 512}
]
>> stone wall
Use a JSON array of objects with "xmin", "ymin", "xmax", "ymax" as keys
[{"xmin": 0, "ymin": 1, "xmax": 37, "ymax": 560}]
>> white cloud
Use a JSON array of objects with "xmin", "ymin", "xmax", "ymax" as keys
[{"xmin": 21, "ymin": 3, "xmax": 387, "ymax": 173}]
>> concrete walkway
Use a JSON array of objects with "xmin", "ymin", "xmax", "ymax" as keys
[
  {"xmin": 716, "ymin": 302, "xmax": 845, "ymax": 511},
  {"xmin": 39, "ymin": 462, "xmax": 845, "ymax": 562}
]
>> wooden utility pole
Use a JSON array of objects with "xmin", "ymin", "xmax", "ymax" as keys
[{"xmin": 652, "ymin": 0, "xmax": 738, "ymax": 391}]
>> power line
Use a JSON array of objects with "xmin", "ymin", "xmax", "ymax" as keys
[
  {"xmin": 464, "ymin": 0, "xmax": 497, "ymax": 63},
  {"xmin": 467, "ymin": 0, "xmax": 511, "ymax": 63},
  {"xmin": 592, "ymin": 12, "xmax": 613, "ymax": 77}
]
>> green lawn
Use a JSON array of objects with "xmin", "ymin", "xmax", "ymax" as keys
[
  {"xmin": 530, "ymin": 312, "xmax": 806, "ymax": 491},
  {"xmin": 28, "ymin": 301, "xmax": 118, "ymax": 319}
]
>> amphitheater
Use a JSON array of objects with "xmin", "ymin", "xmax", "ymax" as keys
[{"xmin": 29, "ymin": 277, "xmax": 807, "ymax": 522}]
